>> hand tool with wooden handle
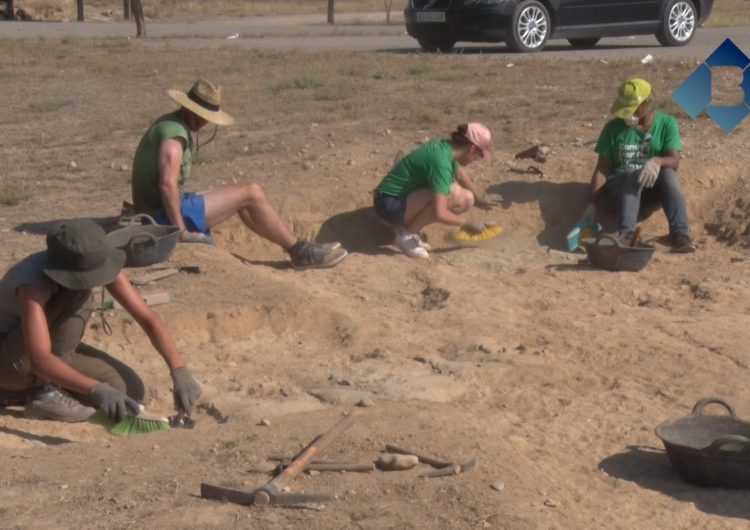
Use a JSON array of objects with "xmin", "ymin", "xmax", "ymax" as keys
[{"xmin": 201, "ymin": 414, "xmax": 355, "ymax": 506}]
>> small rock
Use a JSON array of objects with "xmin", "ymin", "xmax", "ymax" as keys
[
  {"xmin": 385, "ymin": 128, "xmax": 392, "ymax": 135},
  {"xmin": 490, "ymin": 482, "xmax": 504, "ymax": 492},
  {"xmin": 259, "ymin": 418, "xmax": 271, "ymax": 427},
  {"xmin": 544, "ymin": 499, "xmax": 559, "ymax": 508},
  {"xmin": 347, "ymin": 159, "xmax": 355, "ymax": 166},
  {"xmin": 242, "ymin": 146, "xmax": 250, "ymax": 153},
  {"xmin": 356, "ymin": 399, "xmax": 374, "ymax": 408},
  {"xmin": 249, "ymin": 462, "xmax": 277, "ymax": 473},
  {"xmin": 119, "ymin": 164, "xmax": 129, "ymax": 172},
  {"xmin": 307, "ymin": 469, "xmax": 321, "ymax": 476},
  {"xmin": 69, "ymin": 161, "xmax": 77, "ymax": 169},
  {"xmin": 60, "ymin": 484, "xmax": 69, "ymax": 490},
  {"xmin": 282, "ymin": 486, "xmax": 291, "ymax": 493},
  {"xmin": 376, "ymin": 454, "xmax": 419, "ymax": 471},
  {"xmin": 302, "ymin": 162, "xmax": 314, "ymax": 171}
]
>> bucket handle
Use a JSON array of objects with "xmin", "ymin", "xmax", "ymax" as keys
[
  {"xmin": 126, "ymin": 213, "xmax": 158, "ymax": 226},
  {"xmin": 709, "ymin": 435, "xmax": 750, "ymax": 455},
  {"xmin": 691, "ymin": 397, "xmax": 737, "ymax": 419},
  {"xmin": 594, "ymin": 233, "xmax": 621, "ymax": 247}
]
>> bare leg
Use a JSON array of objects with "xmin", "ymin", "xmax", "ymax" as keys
[
  {"xmin": 406, "ymin": 183, "xmax": 474, "ymax": 234},
  {"xmin": 201, "ymin": 183, "xmax": 297, "ymax": 249}
]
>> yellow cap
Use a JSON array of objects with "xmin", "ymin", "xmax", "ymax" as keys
[{"xmin": 611, "ymin": 78, "xmax": 652, "ymax": 118}]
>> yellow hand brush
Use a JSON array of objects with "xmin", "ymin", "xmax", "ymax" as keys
[
  {"xmin": 88, "ymin": 404, "xmax": 170, "ymax": 436},
  {"xmin": 454, "ymin": 223, "xmax": 504, "ymax": 243}
]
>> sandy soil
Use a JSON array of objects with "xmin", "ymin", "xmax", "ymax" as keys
[{"xmin": 1, "ymin": 39, "xmax": 750, "ymax": 529}]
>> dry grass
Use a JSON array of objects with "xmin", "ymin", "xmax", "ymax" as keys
[
  {"xmin": 0, "ymin": 180, "xmax": 32, "ymax": 206},
  {"xmin": 705, "ymin": 0, "xmax": 750, "ymax": 27}
]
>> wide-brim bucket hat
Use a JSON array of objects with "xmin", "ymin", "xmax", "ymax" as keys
[
  {"xmin": 168, "ymin": 78, "xmax": 234, "ymax": 126},
  {"xmin": 43, "ymin": 219, "xmax": 126, "ymax": 290}
]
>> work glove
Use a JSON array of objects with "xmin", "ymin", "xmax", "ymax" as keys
[
  {"xmin": 461, "ymin": 221, "xmax": 488, "ymax": 235},
  {"xmin": 171, "ymin": 366, "xmax": 201, "ymax": 415},
  {"xmin": 90, "ymin": 382, "xmax": 141, "ymax": 422},
  {"xmin": 579, "ymin": 202, "xmax": 597, "ymax": 225},
  {"xmin": 179, "ymin": 230, "xmax": 214, "ymax": 245},
  {"xmin": 637, "ymin": 158, "xmax": 661, "ymax": 188},
  {"xmin": 474, "ymin": 191, "xmax": 504, "ymax": 210}
]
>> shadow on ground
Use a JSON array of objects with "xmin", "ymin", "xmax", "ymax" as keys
[
  {"xmin": 15, "ymin": 216, "xmax": 122, "ymax": 236},
  {"xmin": 316, "ymin": 207, "xmax": 395, "ymax": 255},
  {"xmin": 0, "ymin": 424, "xmax": 72, "ymax": 446},
  {"xmin": 599, "ymin": 445, "xmax": 750, "ymax": 521},
  {"xmin": 377, "ymin": 42, "xmax": 653, "ymax": 55}
]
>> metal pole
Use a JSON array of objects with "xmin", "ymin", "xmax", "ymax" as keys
[
  {"xmin": 327, "ymin": 0, "xmax": 334, "ymax": 25},
  {"xmin": 76, "ymin": 0, "xmax": 83, "ymax": 21}
]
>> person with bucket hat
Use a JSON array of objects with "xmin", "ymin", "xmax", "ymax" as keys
[
  {"xmin": 131, "ymin": 78, "xmax": 347, "ymax": 270},
  {"xmin": 580, "ymin": 78, "xmax": 695, "ymax": 253},
  {"xmin": 0, "ymin": 219, "xmax": 201, "ymax": 423},
  {"xmin": 373, "ymin": 123, "xmax": 496, "ymax": 259}
]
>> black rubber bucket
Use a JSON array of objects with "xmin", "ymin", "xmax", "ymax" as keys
[
  {"xmin": 581, "ymin": 233, "xmax": 655, "ymax": 272},
  {"xmin": 107, "ymin": 214, "xmax": 180, "ymax": 268},
  {"xmin": 655, "ymin": 397, "xmax": 750, "ymax": 488}
]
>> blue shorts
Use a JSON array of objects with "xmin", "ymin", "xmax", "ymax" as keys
[
  {"xmin": 373, "ymin": 192, "xmax": 407, "ymax": 228},
  {"xmin": 153, "ymin": 192, "xmax": 209, "ymax": 234}
]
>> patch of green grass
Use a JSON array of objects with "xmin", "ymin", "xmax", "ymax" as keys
[
  {"xmin": 407, "ymin": 63, "xmax": 435, "ymax": 76},
  {"xmin": 272, "ymin": 75, "xmax": 324, "ymax": 92},
  {"xmin": 0, "ymin": 181, "xmax": 31, "ymax": 206},
  {"xmin": 27, "ymin": 99, "xmax": 76, "ymax": 113}
]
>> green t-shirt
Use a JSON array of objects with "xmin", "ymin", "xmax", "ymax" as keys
[
  {"xmin": 595, "ymin": 111, "xmax": 682, "ymax": 172},
  {"xmin": 377, "ymin": 139, "xmax": 458, "ymax": 197},
  {"xmin": 131, "ymin": 112, "xmax": 192, "ymax": 215}
]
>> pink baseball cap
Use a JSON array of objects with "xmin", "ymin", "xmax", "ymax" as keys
[{"xmin": 464, "ymin": 122, "xmax": 492, "ymax": 161}]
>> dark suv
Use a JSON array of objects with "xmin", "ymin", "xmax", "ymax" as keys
[{"xmin": 405, "ymin": 0, "xmax": 714, "ymax": 53}]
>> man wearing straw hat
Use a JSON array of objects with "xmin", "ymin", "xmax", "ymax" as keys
[
  {"xmin": 0, "ymin": 219, "xmax": 201, "ymax": 423},
  {"xmin": 131, "ymin": 78, "xmax": 348, "ymax": 270}
]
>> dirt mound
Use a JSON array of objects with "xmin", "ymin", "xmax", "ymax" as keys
[{"xmin": 706, "ymin": 180, "xmax": 750, "ymax": 249}]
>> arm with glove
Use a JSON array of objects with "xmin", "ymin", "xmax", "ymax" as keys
[
  {"xmin": 106, "ymin": 273, "xmax": 201, "ymax": 415},
  {"xmin": 637, "ymin": 149, "xmax": 680, "ymax": 188}
]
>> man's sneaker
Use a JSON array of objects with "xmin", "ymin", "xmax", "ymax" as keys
[
  {"xmin": 394, "ymin": 231, "xmax": 429, "ymax": 259},
  {"xmin": 289, "ymin": 240, "xmax": 348, "ymax": 270},
  {"xmin": 670, "ymin": 232, "xmax": 696, "ymax": 253},
  {"xmin": 24, "ymin": 385, "xmax": 95, "ymax": 423},
  {"xmin": 318, "ymin": 241, "xmax": 342, "ymax": 250}
]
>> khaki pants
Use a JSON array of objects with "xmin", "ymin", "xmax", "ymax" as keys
[{"xmin": 0, "ymin": 287, "xmax": 145, "ymax": 404}]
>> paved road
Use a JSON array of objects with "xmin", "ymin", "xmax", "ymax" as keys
[{"xmin": 0, "ymin": 13, "xmax": 748, "ymax": 60}]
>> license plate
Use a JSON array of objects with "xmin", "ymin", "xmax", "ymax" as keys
[{"xmin": 415, "ymin": 11, "xmax": 446, "ymax": 23}]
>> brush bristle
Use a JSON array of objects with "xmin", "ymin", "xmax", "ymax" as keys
[{"xmin": 88, "ymin": 409, "xmax": 171, "ymax": 436}]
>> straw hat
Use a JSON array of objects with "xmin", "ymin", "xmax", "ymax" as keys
[
  {"xmin": 167, "ymin": 79, "xmax": 234, "ymax": 126},
  {"xmin": 43, "ymin": 219, "xmax": 126, "ymax": 290}
]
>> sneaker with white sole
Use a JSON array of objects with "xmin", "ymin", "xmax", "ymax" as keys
[
  {"xmin": 24, "ymin": 385, "xmax": 96, "ymax": 423},
  {"xmin": 394, "ymin": 231, "xmax": 429, "ymax": 259}
]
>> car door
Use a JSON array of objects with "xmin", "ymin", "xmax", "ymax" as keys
[{"xmin": 556, "ymin": 0, "xmax": 660, "ymax": 28}]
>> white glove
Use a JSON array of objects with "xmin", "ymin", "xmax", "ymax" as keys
[
  {"xmin": 179, "ymin": 230, "xmax": 213, "ymax": 245},
  {"xmin": 637, "ymin": 158, "xmax": 661, "ymax": 188}
]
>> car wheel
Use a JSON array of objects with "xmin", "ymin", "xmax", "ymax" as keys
[
  {"xmin": 508, "ymin": 0, "xmax": 550, "ymax": 53},
  {"xmin": 656, "ymin": 0, "xmax": 696, "ymax": 46},
  {"xmin": 568, "ymin": 37, "xmax": 600, "ymax": 49},
  {"xmin": 417, "ymin": 37, "xmax": 456, "ymax": 53}
]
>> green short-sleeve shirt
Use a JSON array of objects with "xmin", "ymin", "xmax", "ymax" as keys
[
  {"xmin": 131, "ymin": 112, "xmax": 192, "ymax": 215},
  {"xmin": 377, "ymin": 139, "xmax": 458, "ymax": 197},
  {"xmin": 595, "ymin": 111, "xmax": 682, "ymax": 172}
]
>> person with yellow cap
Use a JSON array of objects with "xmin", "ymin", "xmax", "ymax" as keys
[
  {"xmin": 580, "ymin": 78, "xmax": 695, "ymax": 253},
  {"xmin": 131, "ymin": 79, "xmax": 347, "ymax": 270}
]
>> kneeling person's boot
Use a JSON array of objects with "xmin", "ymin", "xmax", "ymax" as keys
[
  {"xmin": 288, "ymin": 239, "xmax": 347, "ymax": 270},
  {"xmin": 24, "ymin": 384, "xmax": 95, "ymax": 423},
  {"xmin": 670, "ymin": 232, "xmax": 696, "ymax": 253}
]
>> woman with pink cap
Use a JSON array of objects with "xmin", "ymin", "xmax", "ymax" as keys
[{"xmin": 373, "ymin": 123, "xmax": 494, "ymax": 259}]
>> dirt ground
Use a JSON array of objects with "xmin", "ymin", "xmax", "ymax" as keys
[{"xmin": 1, "ymin": 39, "xmax": 750, "ymax": 529}]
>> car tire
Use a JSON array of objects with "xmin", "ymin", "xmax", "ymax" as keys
[
  {"xmin": 508, "ymin": 0, "xmax": 550, "ymax": 53},
  {"xmin": 417, "ymin": 37, "xmax": 456, "ymax": 53},
  {"xmin": 656, "ymin": 0, "xmax": 696, "ymax": 46},
  {"xmin": 568, "ymin": 37, "xmax": 600, "ymax": 49}
]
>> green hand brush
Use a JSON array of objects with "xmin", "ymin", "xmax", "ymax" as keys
[{"xmin": 88, "ymin": 404, "xmax": 170, "ymax": 436}]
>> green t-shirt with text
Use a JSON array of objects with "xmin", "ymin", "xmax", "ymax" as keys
[
  {"xmin": 377, "ymin": 139, "xmax": 458, "ymax": 197},
  {"xmin": 131, "ymin": 112, "xmax": 192, "ymax": 215},
  {"xmin": 595, "ymin": 111, "xmax": 682, "ymax": 172}
]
